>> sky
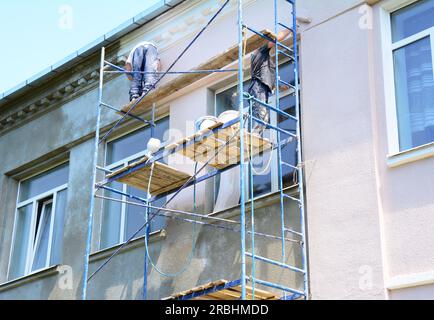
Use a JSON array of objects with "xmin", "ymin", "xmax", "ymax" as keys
[{"xmin": 0, "ymin": 0, "xmax": 161, "ymax": 94}]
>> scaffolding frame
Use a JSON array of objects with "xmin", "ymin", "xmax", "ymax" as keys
[{"xmin": 81, "ymin": 0, "xmax": 308, "ymax": 300}]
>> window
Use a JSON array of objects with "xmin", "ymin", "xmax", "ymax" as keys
[
  {"xmin": 100, "ymin": 118, "xmax": 169, "ymax": 250},
  {"xmin": 215, "ymin": 62, "xmax": 298, "ymax": 199},
  {"xmin": 390, "ymin": 0, "xmax": 434, "ymax": 151},
  {"xmin": 8, "ymin": 163, "xmax": 69, "ymax": 280}
]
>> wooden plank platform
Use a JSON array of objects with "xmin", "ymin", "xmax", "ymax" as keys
[
  {"xmin": 106, "ymin": 157, "xmax": 192, "ymax": 196},
  {"xmin": 166, "ymin": 121, "xmax": 273, "ymax": 170},
  {"xmin": 164, "ymin": 279, "xmax": 279, "ymax": 300},
  {"xmin": 120, "ymin": 30, "xmax": 277, "ymax": 116}
]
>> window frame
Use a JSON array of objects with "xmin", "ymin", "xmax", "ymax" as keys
[
  {"xmin": 7, "ymin": 166, "xmax": 68, "ymax": 280},
  {"xmin": 30, "ymin": 198, "xmax": 54, "ymax": 272},
  {"xmin": 101, "ymin": 117, "xmax": 169, "ymax": 250},
  {"xmin": 381, "ymin": 0, "xmax": 434, "ymax": 155}
]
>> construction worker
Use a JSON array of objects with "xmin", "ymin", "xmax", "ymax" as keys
[
  {"xmin": 125, "ymin": 41, "xmax": 161, "ymax": 102},
  {"xmin": 249, "ymin": 29, "xmax": 291, "ymax": 135}
]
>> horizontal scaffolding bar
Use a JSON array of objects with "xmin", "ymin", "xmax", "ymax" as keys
[
  {"xmin": 281, "ymin": 161, "xmax": 298, "ymax": 170},
  {"xmin": 246, "ymin": 252, "xmax": 305, "ymax": 273},
  {"xmin": 278, "ymin": 79, "xmax": 296, "ymax": 90},
  {"xmin": 283, "ymin": 193, "xmax": 302, "ymax": 204},
  {"xmin": 250, "ymin": 116, "xmax": 297, "ymax": 137},
  {"xmin": 277, "ymin": 22, "xmax": 294, "ymax": 33},
  {"xmin": 246, "ymin": 95, "xmax": 298, "ymax": 121},
  {"xmin": 277, "ymin": 49, "xmax": 295, "ymax": 61},
  {"xmin": 96, "ymin": 186, "xmax": 299, "ymax": 244},
  {"xmin": 284, "ymin": 228, "xmax": 303, "ymax": 237},
  {"xmin": 95, "ymin": 193, "xmax": 239, "ymax": 225},
  {"xmin": 104, "ymin": 69, "xmax": 239, "ymax": 75},
  {"xmin": 104, "ymin": 60, "xmax": 238, "ymax": 75},
  {"xmin": 96, "ymin": 166, "xmax": 113, "ymax": 174},
  {"xmin": 244, "ymin": 26, "xmax": 276, "ymax": 45},
  {"xmin": 281, "ymin": 293, "xmax": 303, "ymax": 300},
  {"xmin": 247, "ymin": 277, "xmax": 305, "ymax": 296},
  {"xmin": 244, "ymin": 26, "xmax": 294, "ymax": 54}
]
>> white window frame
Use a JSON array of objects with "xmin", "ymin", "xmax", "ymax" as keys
[
  {"xmin": 381, "ymin": 0, "xmax": 434, "ymax": 155},
  {"xmin": 214, "ymin": 70, "xmax": 294, "ymax": 198},
  {"xmin": 8, "ymin": 179, "xmax": 68, "ymax": 280},
  {"xmin": 101, "ymin": 118, "xmax": 169, "ymax": 249},
  {"xmin": 30, "ymin": 198, "xmax": 54, "ymax": 271}
]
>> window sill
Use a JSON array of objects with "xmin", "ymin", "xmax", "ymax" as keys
[
  {"xmin": 0, "ymin": 265, "xmax": 61, "ymax": 293},
  {"xmin": 90, "ymin": 229, "xmax": 166, "ymax": 263},
  {"xmin": 387, "ymin": 142, "xmax": 434, "ymax": 168},
  {"xmin": 386, "ymin": 270, "xmax": 434, "ymax": 290}
]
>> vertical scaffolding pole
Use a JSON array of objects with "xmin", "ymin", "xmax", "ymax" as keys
[
  {"xmin": 237, "ymin": 0, "xmax": 247, "ymax": 301},
  {"xmin": 293, "ymin": 2, "xmax": 309, "ymax": 297},
  {"xmin": 82, "ymin": 47, "xmax": 105, "ymax": 300},
  {"xmin": 274, "ymin": 0, "xmax": 286, "ymax": 266},
  {"xmin": 143, "ymin": 103, "xmax": 156, "ymax": 300}
]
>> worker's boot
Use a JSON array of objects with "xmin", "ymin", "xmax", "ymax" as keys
[
  {"xmin": 142, "ymin": 83, "xmax": 156, "ymax": 96},
  {"xmin": 130, "ymin": 93, "xmax": 141, "ymax": 102}
]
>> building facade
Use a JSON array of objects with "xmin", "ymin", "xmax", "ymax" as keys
[{"xmin": 0, "ymin": 0, "xmax": 433, "ymax": 300}]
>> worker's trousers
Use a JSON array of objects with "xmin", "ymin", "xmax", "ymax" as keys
[
  {"xmin": 129, "ymin": 44, "xmax": 159, "ymax": 101},
  {"xmin": 248, "ymin": 79, "xmax": 271, "ymax": 135}
]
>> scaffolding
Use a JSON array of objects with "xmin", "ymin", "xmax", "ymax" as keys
[{"xmin": 82, "ymin": 0, "xmax": 308, "ymax": 300}]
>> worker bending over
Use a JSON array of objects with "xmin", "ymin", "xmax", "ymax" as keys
[
  {"xmin": 249, "ymin": 29, "xmax": 291, "ymax": 135},
  {"xmin": 125, "ymin": 41, "xmax": 161, "ymax": 102}
]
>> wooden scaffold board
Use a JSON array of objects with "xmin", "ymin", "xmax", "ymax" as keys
[
  {"xmin": 164, "ymin": 279, "xmax": 279, "ymax": 300},
  {"xmin": 166, "ymin": 121, "xmax": 273, "ymax": 170},
  {"xmin": 106, "ymin": 157, "xmax": 192, "ymax": 197},
  {"xmin": 120, "ymin": 30, "xmax": 277, "ymax": 116}
]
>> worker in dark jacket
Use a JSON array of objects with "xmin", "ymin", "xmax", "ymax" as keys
[
  {"xmin": 249, "ymin": 30, "xmax": 290, "ymax": 135},
  {"xmin": 125, "ymin": 41, "xmax": 161, "ymax": 102}
]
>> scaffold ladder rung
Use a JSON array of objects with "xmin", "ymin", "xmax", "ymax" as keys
[
  {"xmin": 251, "ymin": 116, "xmax": 297, "ymax": 137},
  {"xmin": 246, "ymin": 252, "xmax": 306, "ymax": 274},
  {"xmin": 278, "ymin": 78, "xmax": 296, "ymax": 90},
  {"xmin": 281, "ymin": 161, "xmax": 298, "ymax": 169},
  {"xmin": 277, "ymin": 22, "xmax": 294, "ymax": 33},
  {"xmin": 248, "ymin": 277, "xmax": 305, "ymax": 296},
  {"xmin": 247, "ymin": 95, "xmax": 298, "ymax": 121},
  {"xmin": 276, "ymin": 42, "xmax": 294, "ymax": 55},
  {"xmin": 283, "ymin": 193, "xmax": 301, "ymax": 203},
  {"xmin": 277, "ymin": 49, "xmax": 295, "ymax": 61},
  {"xmin": 284, "ymin": 228, "xmax": 303, "ymax": 237}
]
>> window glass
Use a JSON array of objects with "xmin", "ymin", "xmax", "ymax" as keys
[
  {"xmin": 216, "ymin": 80, "xmax": 251, "ymax": 116},
  {"xmin": 106, "ymin": 128, "xmax": 150, "ymax": 165},
  {"xmin": 391, "ymin": 0, "xmax": 434, "ymax": 43},
  {"xmin": 9, "ymin": 204, "xmax": 33, "ymax": 280},
  {"xmin": 101, "ymin": 180, "xmax": 123, "ymax": 249},
  {"xmin": 393, "ymin": 36, "xmax": 434, "ymax": 150},
  {"xmin": 10, "ymin": 164, "xmax": 69, "ymax": 281},
  {"xmin": 31, "ymin": 201, "xmax": 53, "ymax": 272},
  {"xmin": 19, "ymin": 164, "xmax": 69, "ymax": 202},
  {"xmin": 102, "ymin": 118, "xmax": 170, "ymax": 250},
  {"xmin": 106, "ymin": 118, "xmax": 170, "ymax": 165}
]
